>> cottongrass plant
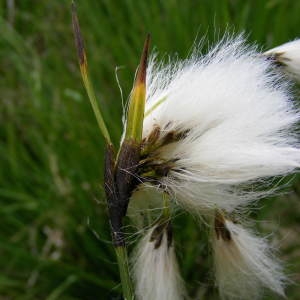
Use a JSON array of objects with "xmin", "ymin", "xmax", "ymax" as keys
[{"xmin": 72, "ymin": 4, "xmax": 300, "ymax": 298}]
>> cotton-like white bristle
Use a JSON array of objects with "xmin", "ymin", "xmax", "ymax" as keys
[
  {"xmin": 264, "ymin": 39, "xmax": 300, "ymax": 81},
  {"xmin": 142, "ymin": 35, "xmax": 300, "ymax": 212},
  {"xmin": 213, "ymin": 218, "xmax": 287, "ymax": 299},
  {"xmin": 131, "ymin": 223, "xmax": 186, "ymax": 300}
]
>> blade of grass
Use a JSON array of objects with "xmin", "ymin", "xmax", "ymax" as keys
[{"xmin": 71, "ymin": 2, "xmax": 111, "ymax": 144}]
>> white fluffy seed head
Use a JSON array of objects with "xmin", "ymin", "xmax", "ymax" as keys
[
  {"xmin": 142, "ymin": 35, "xmax": 300, "ymax": 212},
  {"xmin": 264, "ymin": 39, "xmax": 300, "ymax": 82},
  {"xmin": 131, "ymin": 223, "xmax": 186, "ymax": 300},
  {"xmin": 213, "ymin": 218, "xmax": 287, "ymax": 300}
]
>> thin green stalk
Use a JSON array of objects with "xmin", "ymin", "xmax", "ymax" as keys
[
  {"xmin": 80, "ymin": 68, "xmax": 111, "ymax": 143},
  {"xmin": 162, "ymin": 192, "xmax": 171, "ymax": 220},
  {"xmin": 144, "ymin": 95, "xmax": 167, "ymax": 118},
  {"xmin": 115, "ymin": 246, "xmax": 134, "ymax": 300}
]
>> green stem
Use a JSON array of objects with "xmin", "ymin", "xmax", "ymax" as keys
[
  {"xmin": 115, "ymin": 246, "xmax": 134, "ymax": 300},
  {"xmin": 144, "ymin": 96, "xmax": 167, "ymax": 118},
  {"xmin": 81, "ymin": 71, "xmax": 111, "ymax": 144},
  {"xmin": 162, "ymin": 192, "xmax": 171, "ymax": 220}
]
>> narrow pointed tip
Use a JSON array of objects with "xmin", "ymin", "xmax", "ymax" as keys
[
  {"xmin": 71, "ymin": 1, "xmax": 86, "ymax": 66},
  {"xmin": 135, "ymin": 34, "xmax": 151, "ymax": 86},
  {"xmin": 125, "ymin": 34, "xmax": 151, "ymax": 142}
]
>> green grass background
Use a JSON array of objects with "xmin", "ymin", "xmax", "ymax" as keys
[{"xmin": 1, "ymin": 0, "xmax": 300, "ymax": 299}]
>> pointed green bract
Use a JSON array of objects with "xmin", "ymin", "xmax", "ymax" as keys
[{"xmin": 125, "ymin": 35, "xmax": 150, "ymax": 143}]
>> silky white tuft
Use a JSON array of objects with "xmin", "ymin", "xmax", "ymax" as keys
[
  {"xmin": 213, "ymin": 218, "xmax": 287, "ymax": 300},
  {"xmin": 131, "ymin": 222, "xmax": 186, "ymax": 300},
  {"xmin": 142, "ymin": 35, "xmax": 300, "ymax": 212},
  {"xmin": 264, "ymin": 39, "xmax": 300, "ymax": 81}
]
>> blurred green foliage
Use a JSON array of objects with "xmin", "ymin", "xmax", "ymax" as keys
[{"xmin": 0, "ymin": 0, "xmax": 300, "ymax": 299}]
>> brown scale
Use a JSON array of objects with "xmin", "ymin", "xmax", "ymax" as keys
[
  {"xmin": 150, "ymin": 221, "xmax": 173, "ymax": 249},
  {"xmin": 214, "ymin": 212, "xmax": 232, "ymax": 242},
  {"xmin": 266, "ymin": 51, "xmax": 291, "ymax": 68},
  {"xmin": 146, "ymin": 125, "xmax": 161, "ymax": 145},
  {"xmin": 141, "ymin": 123, "xmax": 190, "ymax": 158},
  {"xmin": 139, "ymin": 123, "xmax": 190, "ymax": 185}
]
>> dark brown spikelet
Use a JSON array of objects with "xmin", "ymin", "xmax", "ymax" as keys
[
  {"xmin": 115, "ymin": 139, "xmax": 141, "ymax": 216},
  {"xmin": 104, "ymin": 140, "xmax": 141, "ymax": 247},
  {"xmin": 104, "ymin": 144, "xmax": 124, "ymax": 246}
]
